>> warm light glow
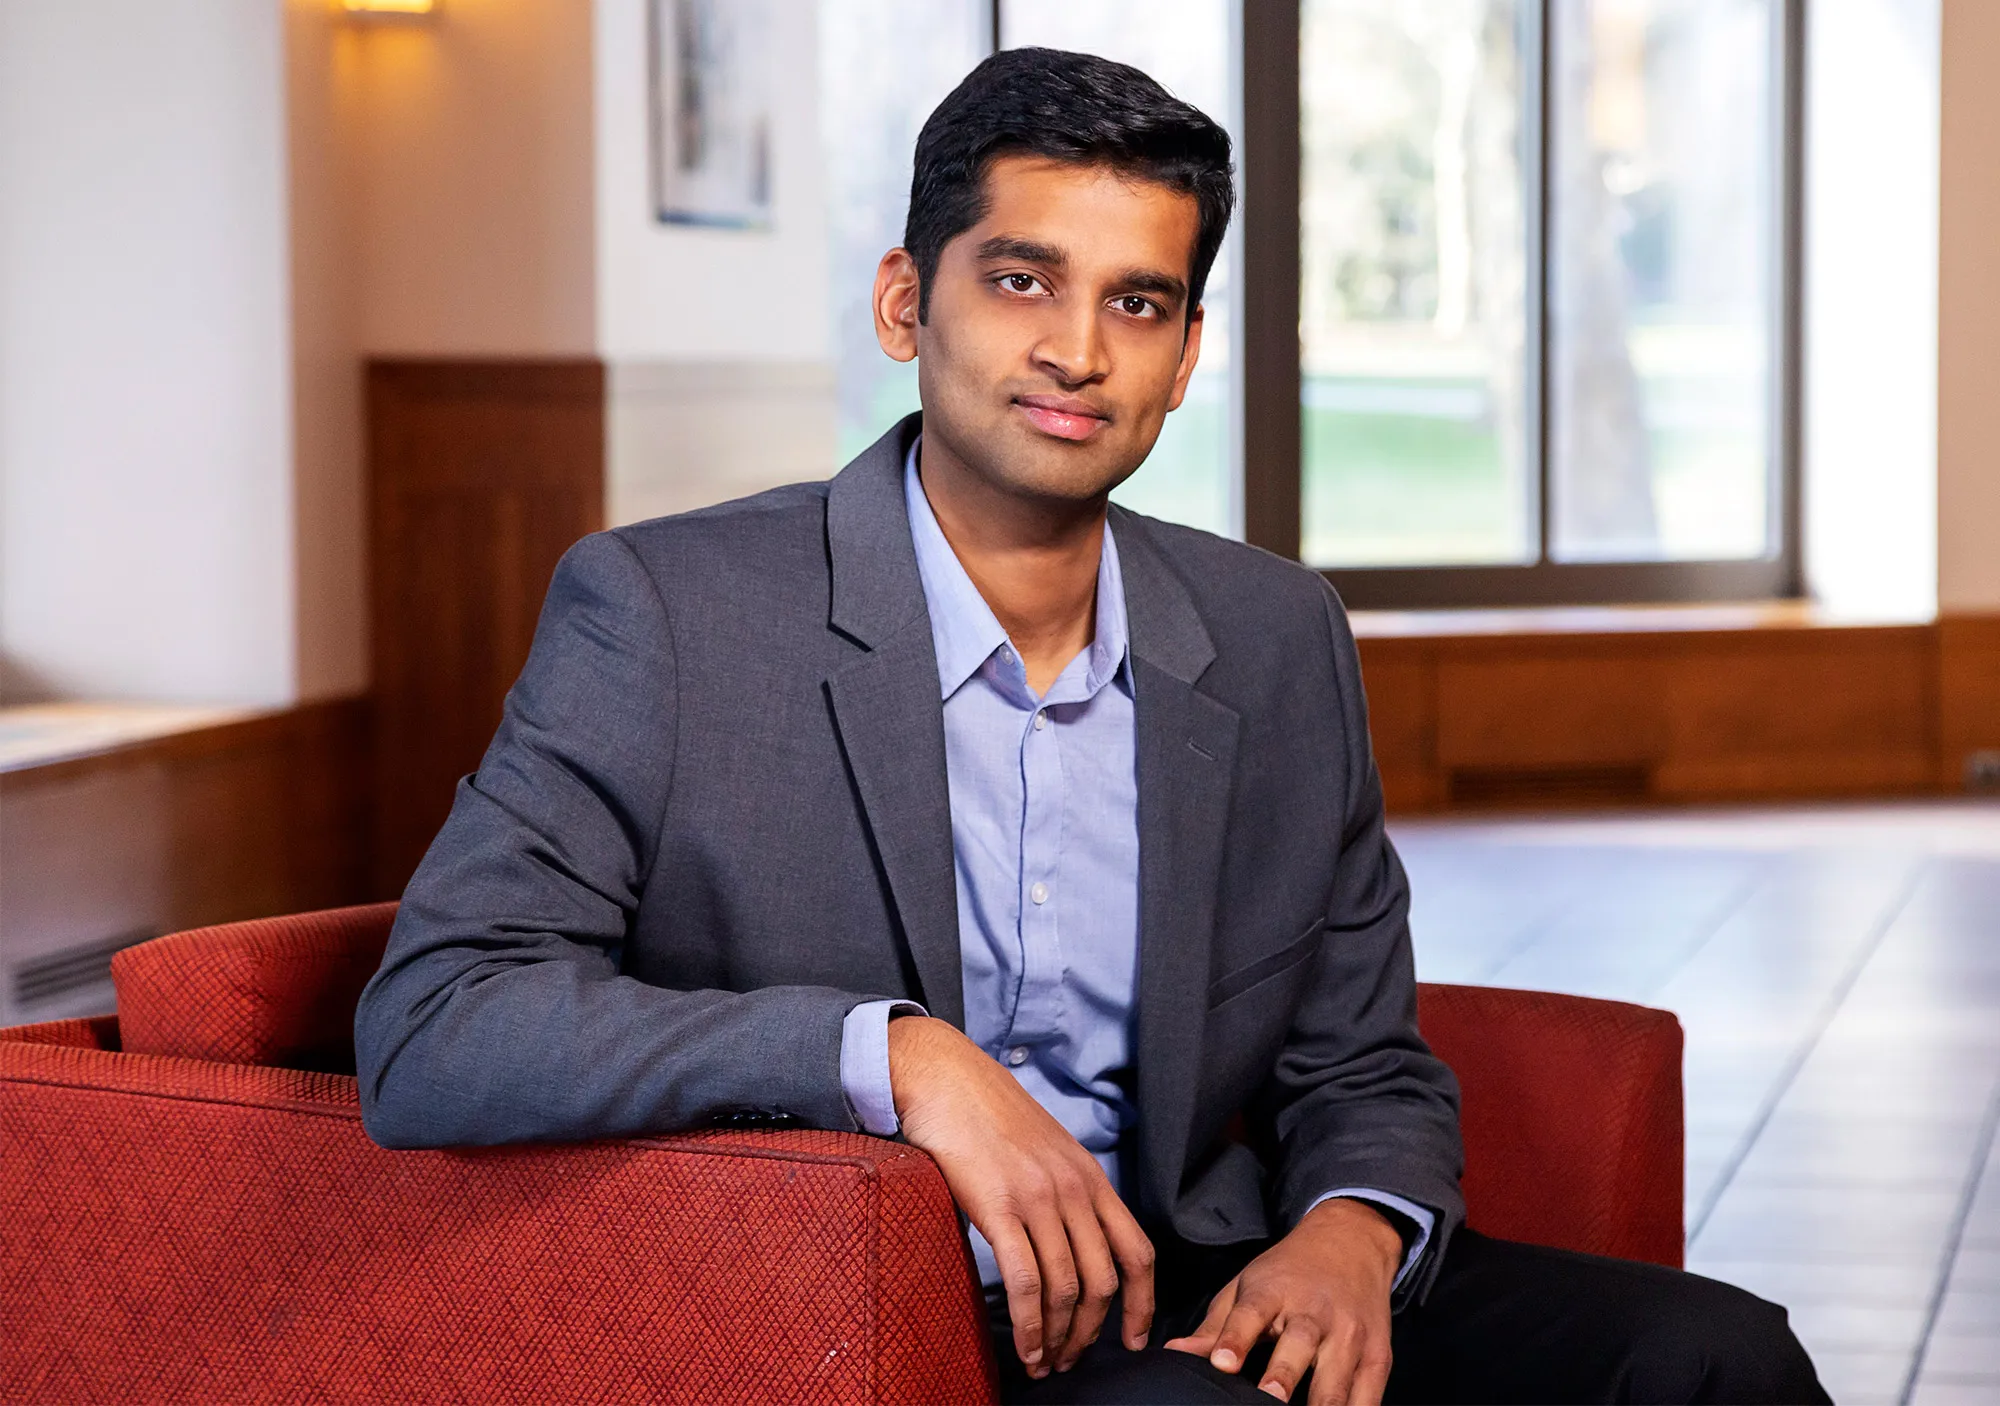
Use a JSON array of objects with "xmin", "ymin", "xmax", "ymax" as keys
[{"xmin": 340, "ymin": 0, "xmax": 436, "ymax": 15}]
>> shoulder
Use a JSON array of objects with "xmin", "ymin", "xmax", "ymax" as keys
[{"xmin": 1113, "ymin": 507, "xmax": 1342, "ymax": 640}]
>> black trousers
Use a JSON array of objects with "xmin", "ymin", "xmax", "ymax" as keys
[{"xmin": 992, "ymin": 1229, "xmax": 1831, "ymax": 1405}]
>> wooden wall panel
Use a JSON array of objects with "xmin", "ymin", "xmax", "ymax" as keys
[
  {"xmin": 1356, "ymin": 652, "xmax": 1438, "ymax": 811},
  {"xmin": 1939, "ymin": 612, "xmax": 2000, "ymax": 789},
  {"xmin": 0, "ymin": 702, "xmax": 369, "ymax": 1023},
  {"xmin": 1358, "ymin": 617, "xmax": 1952, "ymax": 812},
  {"xmin": 368, "ymin": 360, "xmax": 605, "ymax": 894}
]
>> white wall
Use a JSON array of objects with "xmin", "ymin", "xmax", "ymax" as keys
[
  {"xmin": 594, "ymin": 0, "xmax": 839, "ymax": 523},
  {"xmin": 593, "ymin": 0, "xmax": 833, "ymax": 361},
  {"xmin": 0, "ymin": 0, "xmax": 295, "ymax": 704},
  {"xmin": 1803, "ymin": 0, "xmax": 1940, "ymax": 620}
]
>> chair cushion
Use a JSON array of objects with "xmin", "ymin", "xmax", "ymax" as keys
[{"xmin": 111, "ymin": 903, "xmax": 398, "ymax": 1071}]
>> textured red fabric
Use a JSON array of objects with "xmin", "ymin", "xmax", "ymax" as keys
[
  {"xmin": 0, "ymin": 1029, "xmax": 995, "ymax": 1405},
  {"xmin": 111, "ymin": 903, "xmax": 397, "ymax": 1070},
  {"xmin": 1418, "ymin": 982, "xmax": 1685, "ymax": 1269},
  {"xmin": 5, "ymin": 911, "xmax": 1678, "ymax": 1402}
]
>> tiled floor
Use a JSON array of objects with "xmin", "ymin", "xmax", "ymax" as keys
[{"xmin": 1394, "ymin": 802, "xmax": 2000, "ymax": 1406}]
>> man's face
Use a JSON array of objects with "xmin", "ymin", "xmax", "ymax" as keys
[{"xmin": 874, "ymin": 155, "xmax": 1206, "ymax": 506}]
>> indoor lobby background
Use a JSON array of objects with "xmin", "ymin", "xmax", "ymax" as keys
[{"xmin": 1, "ymin": 2, "xmax": 1997, "ymax": 1402}]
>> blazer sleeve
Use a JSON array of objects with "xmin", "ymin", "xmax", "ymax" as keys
[
  {"xmin": 354, "ymin": 531, "xmax": 892, "ymax": 1149},
  {"xmin": 1258, "ymin": 581, "xmax": 1468, "ymax": 1305}
]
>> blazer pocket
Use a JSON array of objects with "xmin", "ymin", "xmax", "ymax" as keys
[{"xmin": 1207, "ymin": 920, "xmax": 1325, "ymax": 1009}]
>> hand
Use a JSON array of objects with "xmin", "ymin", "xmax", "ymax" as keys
[
  {"xmin": 1164, "ymin": 1197, "xmax": 1400, "ymax": 1405},
  {"xmin": 888, "ymin": 1015, "xmax": 1155, "ymax": 1377}
]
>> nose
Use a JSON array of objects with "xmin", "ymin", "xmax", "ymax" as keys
[{"xmin": 1029, "ymin": 295, "xmax": 1109, "ymax": 387}]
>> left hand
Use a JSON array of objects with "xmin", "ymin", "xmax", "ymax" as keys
[{"xmin": 1164, "ymin": 1197, "xmax": 1402, "ymax": 1405}]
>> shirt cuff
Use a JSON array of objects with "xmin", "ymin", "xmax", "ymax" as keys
[
  {"xmin": 1305, "ymin": 1188, "xmax": 1437, "ymax": 1295},
  {"xmin": 839, "ymin": 999, "xmax": 926, "ymax": 1136}
]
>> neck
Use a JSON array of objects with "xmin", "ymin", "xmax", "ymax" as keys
[{"xmin": 916, "ymin": 431, "xmax": 1104, "ymax": 696}]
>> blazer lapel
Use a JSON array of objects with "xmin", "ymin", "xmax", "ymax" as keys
[
  {"xmin": 1113, "ymin": 509, "xmax": 1241, "ymax": 1219},
  {"xmin": 822, "ymin": 415, "xmax": 965, "ymax": 1027}
]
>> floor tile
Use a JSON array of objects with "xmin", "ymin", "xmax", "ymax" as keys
[
  {"xmin": 1909, "ymin": 1377, "xmax": 2000, "ymax": 1406},
  {"xmin": 1933, "ymin": 1288, "xmax": 2000, "ymax": 1336},
  {"xmin": 1918, "ymin": 1330, "xmax": 2000, "ymax": 1378},
  {"xmin": 1693, "ymin": 1185, "xmax": 1962, "ymax": 1260},
  {"xmin": 1784, "ymin": 1300, "xmax": 1931, "ymax": 1355},
  {"xmin": 1684, "ymin": 1258, "xmax": 1938, "ymax": 1307},
  {"xmin": 1949, "ymin": 1246, "xmax": 2000, "ymax": 1290},
  {"xmin": 1805, "ymin": 1347, "xmax": 1914, "ymax": 1403}
]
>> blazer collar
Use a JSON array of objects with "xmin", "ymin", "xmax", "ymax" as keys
[
  {"xmin": 827, "ymin": 412, "xmax": 929, "ymax": 649},
  {"xmin": 828, "ymin": 410, "xmax": 1219, "ymax": 689}
]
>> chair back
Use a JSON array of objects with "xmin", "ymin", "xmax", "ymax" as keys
[{"xmin": 112, "ymin": 903, "xmax": 398, "ymax": 1073}]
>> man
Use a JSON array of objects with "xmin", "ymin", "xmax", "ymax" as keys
[{"xmin": 356, "ymin": 48, "xmax": 1826, "ymax": 1405}]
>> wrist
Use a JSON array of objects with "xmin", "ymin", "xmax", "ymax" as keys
[
  {"xmin": 885, "ymin": 1014, "xmax": 956, "ymax": 1120},
  {"xmin": 1300, "ymin": 1196, "xmax": 1404, "ymax": 1276}
]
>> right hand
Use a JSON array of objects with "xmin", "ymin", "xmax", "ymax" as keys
[{"xmin": 887, "ymin": 1015, "xmax": 1156, "ymax": 1379}]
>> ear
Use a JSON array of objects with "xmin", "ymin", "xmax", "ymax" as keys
[
  {"xmin": 873, "ymin": 248, "xmax": 922, "ymax": 362},
  {"xmin": 1165, "ymin": 303, "xmax": 1205, "ymax": 412}
]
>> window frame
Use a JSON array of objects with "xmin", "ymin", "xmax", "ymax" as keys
[{"xmin": 1242, "ymin": 0, "xmax": 1806, "ymax": 608}]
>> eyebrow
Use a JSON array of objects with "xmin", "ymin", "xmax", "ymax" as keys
[
  {"xmin": 974, "ymin": 236, "xmax": 1190, "ymax": 309},
  {"xmin": 974, "ymin": 236, "xmax": 1067, "ymax": 268}
]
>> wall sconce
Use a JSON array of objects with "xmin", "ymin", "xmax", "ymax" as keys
[{"xmin": 339, "ymin": 0, "xmax": 439, "ymax": 16}]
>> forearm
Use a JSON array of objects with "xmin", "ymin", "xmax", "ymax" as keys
[{"xmin": 358, "ymin": 944, "xmax": 882, "ymax": 1147}]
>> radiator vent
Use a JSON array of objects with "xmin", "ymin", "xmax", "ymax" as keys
[
  {"xmin": 1447, "ymin": 764, "xmax": 1653, "ymax": 809},
  {"xmin": 11, "ymin": 928, "xmax": 155, "ymax": 1010}
]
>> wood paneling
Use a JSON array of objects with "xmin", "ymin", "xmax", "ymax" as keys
[
  {"xmin": 1939, "ymin": 612, "xmax": 2000, "ymax": 789},
  {"xmin": 0, "ymin": 701, "xmax": 369, "ymax": 1023},
  {"xmin": 368, "ymin": 359, "xmax": 605, "ymax": 892},
  {"xmin": 1357, "ymin": 616, "xmax": 1947, "ymax": 812}
]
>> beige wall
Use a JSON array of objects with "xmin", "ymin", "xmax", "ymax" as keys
[
  {"xmin": 1938, "ymin": 0, "xmax": 2000, "ymax": 613},
  {"xmin": 287, "ymin": 1, "xmax": 367, "ymax": 699},
  {"xmin": 345, "ymin": 0, "xmax": 597, "ymax": 356}
]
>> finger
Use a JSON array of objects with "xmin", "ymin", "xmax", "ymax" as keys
[
  {"xmin": 1022, "ymin": 1202, "xmax": 1081, "ymax": 1371},
  {"xmin": 1305, "ymin": 1319, "xmax": 1365, "ymax": 1406},
  {"xmin": 1052, "ymin": 1194, "xmax": 1118, "ymax": 1371},
  {"xmin": 984, "ymin": 1215, "xmax": 1045, "ymax": 1373},
  {"xmin": 1259, "ymin": 1318, "xmax": 1325, "ymax": 1402},
  {"xmin": 1344, "ymin": 1335, "xmax": 1393, "ymax": 1406},
  {"xmin": 1095, "ymin": 1185, "xmax": 1156, "ymax": 1350},
  {"xmin": 1164, "ymin": 1276, "xmax": 1237, "ymax": 1356},
  {"xmin": 1207, "ymin": 1290, "xmax": 1280, "ymax": 1376}
]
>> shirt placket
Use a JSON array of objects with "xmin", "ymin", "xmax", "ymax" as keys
[{"xmin": 1011, "ymin": 691, "xmax": 1065, "ymax": 1047}]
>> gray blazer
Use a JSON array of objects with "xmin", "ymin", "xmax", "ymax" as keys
[{"xmin": 355, "ymin": 413, "xmax": 1465, "ymax": 1300}]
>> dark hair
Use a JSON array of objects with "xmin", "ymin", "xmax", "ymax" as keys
[{"xmin": 903, "ymin": 47, "xmax": 1235, "ymax": 324}]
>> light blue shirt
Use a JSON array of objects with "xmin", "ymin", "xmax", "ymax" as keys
[{"xmin": 840, "ymin": 438, "xmax": 1432, "ymax": 1290}]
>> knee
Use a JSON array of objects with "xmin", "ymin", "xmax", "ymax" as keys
[{"xmin": 1625, "ymin": 1278, "xmax": 1827, "ymax": 1405}]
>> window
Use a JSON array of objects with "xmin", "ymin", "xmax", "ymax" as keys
[
  {"xmin": 1273, "ymin": 0, "xmax": 1800, "ymax": 604},
  {"xmin": 823, "ymin": 0, "xmax": 1800, "ymax": 606}
]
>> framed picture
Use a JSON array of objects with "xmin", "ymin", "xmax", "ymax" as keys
[{"xmin": 649, "ymin": 0, "xmax": 776, "ymax": 229}]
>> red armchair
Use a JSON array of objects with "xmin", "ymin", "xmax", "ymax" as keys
[{"xmin": 1, "ymin": 905, "xmax": 1682, "ymax": 1403}]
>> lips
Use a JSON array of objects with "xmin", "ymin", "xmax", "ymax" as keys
[{"xmin": 1014, "ymin": 395, "xmax": 1110, "ymax": 443}]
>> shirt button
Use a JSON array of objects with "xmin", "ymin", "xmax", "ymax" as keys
[
  {"xmin": 1006, "ymin": 1046, "xmax": 1029, "ymax": 1066},
  {"xmin": 1030, "ymin": 882, "xmax": 1049, "ymax": 905},
  {"xmin": 1034, "ymin": 710, "xmax": 1047, "ymax": 731}
]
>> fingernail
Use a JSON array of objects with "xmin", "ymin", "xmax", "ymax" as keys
[
  {"xmin": 1025, "ymin": 1349, "xmax": 1042, "ymax": 1365},
  {"xmin": 1261, "ymin": 1383, "xmax": 1287, "ymax": 1401},
  {"xmin": 1212, "ymin": 1349, "xmax": 1239, "ymax": 1371}
]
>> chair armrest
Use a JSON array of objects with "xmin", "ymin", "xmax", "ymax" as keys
[
  {"xmin": 1417, "ymin": 983, "xmax": 1684, "ymax": 1268},
  {"xmin": 0, "ymin": 1034, "xmax": 996, "ymax": 1404}
]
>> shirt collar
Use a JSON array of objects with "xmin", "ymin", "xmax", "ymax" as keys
[{"xmin": 903, "ymin": 435, "xmax": 1131, "ymax": 702}]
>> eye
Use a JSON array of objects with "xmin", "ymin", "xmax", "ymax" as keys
[
  {"xmin": 998, "ymin": 272, "xmax": 1047, "ymax": 296},
  {"xmin": 1116, "ymin": 295, "xmax": 1160, "ymax": 319}
]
